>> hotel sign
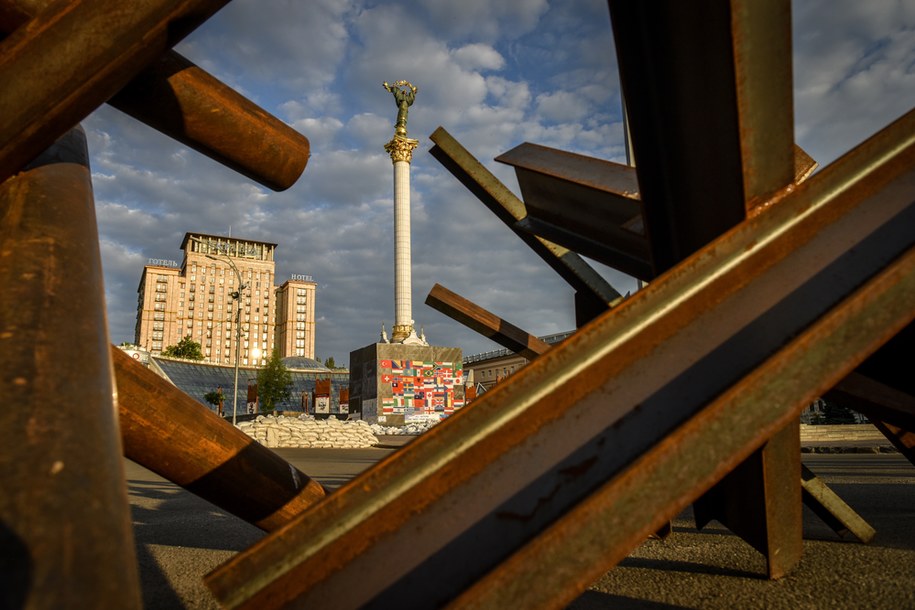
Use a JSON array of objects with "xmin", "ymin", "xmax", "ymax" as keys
[{"xmin": 148, "ymin": 258, "xmax": 178, "ymax": 268}]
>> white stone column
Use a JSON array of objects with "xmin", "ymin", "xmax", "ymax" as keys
[
  {"xmin": 385, "ymin": 135, "xmax": 423, "ymax": 344},
  {"xmin": 393, "ymin": 159, "xmax": 412, "ymax": 336}
]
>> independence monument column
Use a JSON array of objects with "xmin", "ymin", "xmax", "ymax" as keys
[{"xmin": 383, "ymin": 80, "xmax": 425, "ymax": 345}]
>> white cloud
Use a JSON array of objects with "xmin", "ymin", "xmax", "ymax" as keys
[
  {"xmin": 452, "ymin": 43, "xmax": 505, "ymax": 71},
  {"xmin": 289, "ymin": 116, "xmax": 345, "ymax": 151},
  {"xmin": 535, "ymin": 89, "xmax": 591, "ymax": 122},
  {"xmin": 84, "ymin": 0, "xmax": 912, "ymax": 367},
  {"xmin": 419, "ymin": 0, "xmax": 549, "ymax": 40},
  {"xmin": 793, "ymin": 0, "xmax": 915, "ymax": 165}
]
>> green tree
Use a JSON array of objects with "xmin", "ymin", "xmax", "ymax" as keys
[
  {"xmin": 203, "ymin": 387, "xmax": 225, "ymax": 415},
  {"xmin": 162, "ymin": 335, "xmax": 204, "ymax": 360},
  {"xmin": 324, "ymin": 356, "xmax": 336, "ymax": 369},
  {"xmin": 257, "ymin": 349, "xmax": 292, "ymax": 412}
]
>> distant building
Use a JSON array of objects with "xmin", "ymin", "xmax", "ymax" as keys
[
  {"xmin": 134, "ymin": 232, "xmax": 316, "ymax": 365},
  {"xmin": 275, "ymin": 279, "xmax": 317, "ymax": 359},
  {"xmin": 148, "ymin": 354, "xmax": 348, "ymax": 415},
  {"xmin": 463, "ymin": 331, "xmax": 574, "ymax": 392}
]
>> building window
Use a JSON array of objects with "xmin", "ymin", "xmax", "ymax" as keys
[{"xmin": 154, "ymin": 303, "xmax": 165, "ymax": 311}]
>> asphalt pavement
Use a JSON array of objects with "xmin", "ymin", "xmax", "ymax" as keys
[{"xmin": 125, "ymin": 449, "xmax": 915, "ymax": 609}]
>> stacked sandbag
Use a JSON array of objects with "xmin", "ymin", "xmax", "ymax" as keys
[
  {"xmin": 370, "ymin": 419, "xmax": 441, "ymax": 436},
  {"xmin": 236, "ymin": 414, "xmax": 379, "ymax": 449}
]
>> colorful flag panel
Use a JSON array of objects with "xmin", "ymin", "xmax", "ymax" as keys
[{"xmin": 382, "ymin": 359, "xmax": 467, "ymax": 420}]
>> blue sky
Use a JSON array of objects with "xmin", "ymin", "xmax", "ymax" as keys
[{"xmin": 87, "ymin": 0, "xmax": 915, "ymax": 367}]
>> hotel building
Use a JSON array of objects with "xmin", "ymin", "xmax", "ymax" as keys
[{"xmin": 134, "ymin": 232, "xmax": 316, "ymax": 365}]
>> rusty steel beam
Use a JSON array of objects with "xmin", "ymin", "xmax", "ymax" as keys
[
  {"xmin": 108, "ymin": 52, "xmax": 310, "ymax": 191},
  {"xmin": 425, "ymin": 283, "xmax": 550, "ymax": 360},
  {"xmin": 204, "ymin": 100, "xmax": 915, "ymax": 610},
  {"xmin": 611, "ymin": 0, "xmax": 803, "ymax": 574},
  {"xmin": 495, "ymin": 142, "xmax": 653, "ymax": 281},
  {"xmin": 610, "ymin": 0, "xmax": 794, "ymax": 274},
  {"xmin": 693, "ymin": 419, "xmax": 802, "ymax": 578},
  {"xmin": 872, "ymin": 420, "xmax": 915, "ymax": 467},
  {"xmin": 501, "ymin": 143, "xmax": 815, "ymax": 281},
  {"xmin": 452, "ymin": 245, "xmax": 915, "ymax": 610},
  {"xmin": 426, "ymin": 282, "xmax": 674, "ymax": 539},
  {"xmin": 827, "ymin": 371, "xmax": 915, "ymax": 431},
  {"xmin": 0, "ymin": 127, "xmax": 141, "ymax": 609},
  {"xmin": 0, "ymin": 0, "xmax": 233, "ymax": 181},
  {"xmin": 113, "ymin": 347, "xmax": 327, "ymax": 532},
  {"xmin": 0, "ymin": 0, "xmax": 309, "ymax": 191},
  {"xmin": 800, "ymin": 464, "xmax": 876, "ymax": 543},
  {"xmin": 429, "ymin": 127, "xmax": 623, "ymax": 306}
]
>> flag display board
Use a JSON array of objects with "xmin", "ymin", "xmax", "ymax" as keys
[{"xmin": 380, "ymin": 360, "xmax": 464, "ymax": 422}]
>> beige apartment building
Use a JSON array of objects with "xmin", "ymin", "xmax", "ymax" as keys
[{"xmin": 134, "ymin": 232, "xmax": 316, "ymax": 365}]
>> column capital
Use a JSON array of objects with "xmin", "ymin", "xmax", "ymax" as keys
[{"xmin": 385, "ymin": 135, "xmax": 419, "ymax": 164}]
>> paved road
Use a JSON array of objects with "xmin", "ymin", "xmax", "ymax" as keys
[{"xmin": 125, "ymin": 451, "xmax": 914, "ymax": 609}]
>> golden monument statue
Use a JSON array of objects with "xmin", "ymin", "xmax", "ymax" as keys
[{"xmin": 383, "ymin": 80, "xmax": 417, "ymax": 137}]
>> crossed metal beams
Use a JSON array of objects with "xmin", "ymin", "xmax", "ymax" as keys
[
  {"xmin": 0, "ymin": 127, "xmax": 143, "ymax": 609},
  {"xmin": 0, "ymin": 2, "xmax": 314, "ymax": 607},
  {"xmin": 2, "ymin": 1, "xmax": 913, "ymax": 609},
  {"xmin": 205, "ymin": 107, "xmax": 915, "ymax": 607},
  {"xmin": 203, "ymin": 1, "xmax": 914, "ymax": 606},
  {"xmin": 0, "ymin": 0, "xmax": 309, "ymax": 190}
]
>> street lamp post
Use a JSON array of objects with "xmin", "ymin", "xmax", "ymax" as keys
[{"xmin": 205, "ymin": 252, "xmax": 246, "ymax": 425}]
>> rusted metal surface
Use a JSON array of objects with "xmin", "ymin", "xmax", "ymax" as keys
[
  {"xmin": 426, "ymin": 283, "xmax": 551, "ymax": 360},
  {"xmin": 694, "ymin": 419, "xmax": 802, "ymax": 579},
  {"xmin": 495, "ymin": 142, "xmax": 652, "ymax": 280},
  {"xmin": 828, "ymin": 371, "xmax": 915, "ymax": 431},
  {"xmin": 0, "ymin": 127, "xmax": 141, "ymax": 609},
  {"xmin": 500, "ymin": 142, "xmax": 816, "ymax": 280},
  {"xmin": 0, "ymin": 0, "xmax": 309, "ymax": 190},
  {"xmin": 0, "ymin": 0, "xmax": 232, "ymax": 181},
  {"xmin": 108, "ymin": 52, "xmax": 310, "ymax": 191},
  {"xmin": 611, "ymin": 0, "xmax": 804, "ymax": 574},
  {"xmin": 451, "ymin": 244, "xmax": 915, "ymax": 610},
  {"xmin": 800, "ymin": 464, "xmax": 876, "ymax": 543},
  {"xmin": 113, "ymin": 347, "xmax": 326, "ymax": 531},
  {"xmin": 792, "ymin": 146, "xmax": 819, "ymax": 190},
  {"xmin": 205, "ymin": 100, "xmax": 915, "ymax": 610},
  {"xmin": 609, "ymin": 0, "xmax": 794, "ymax": 273},
  {"xmin": 429, "ymin": 126, "xmax": 623, "ymax": 306},
  {"xmin": 872, "ymin": 420, "xmax": 915, "ymax": 467}
]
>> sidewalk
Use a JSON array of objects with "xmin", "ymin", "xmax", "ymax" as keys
[
  {"xmin": 376, "ymin": 426, "xmax": 897, "ymax": 452},
  {"xmin": 799, "ymin": 423, "xmax": 896, "ymax": 453}
]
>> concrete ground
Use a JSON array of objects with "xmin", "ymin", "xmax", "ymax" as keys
[{"xmin": 126, "ymin": 447, "xmax": 914, "ymax": 609}]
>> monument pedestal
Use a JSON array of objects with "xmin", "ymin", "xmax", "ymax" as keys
[{"xmin": 349, "ymin": 343, "xmax": 463, "ymax": 426}]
